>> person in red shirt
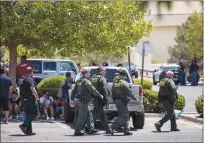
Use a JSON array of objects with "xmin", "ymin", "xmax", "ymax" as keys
[{"xmin": 16, "ymin": 56, "xmax": 34, "ymax": 79}]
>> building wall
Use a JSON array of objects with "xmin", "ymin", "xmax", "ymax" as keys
[
  {"xmin": 122, "ymin": 1, "xmax": 202, "ymax": 67},
  {"xmin": 149, "ymin": 26, "xmax": 177, "ymax": 62}
]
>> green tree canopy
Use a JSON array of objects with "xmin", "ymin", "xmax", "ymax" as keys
[
  {"xmin": 1, "ymin": 1, "xmax": 152, "ymax": 86},
  {"xmin": 168, "ymin": 11, "xmax": 203, "ymax": 67}
]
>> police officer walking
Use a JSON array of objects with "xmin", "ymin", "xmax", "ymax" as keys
[
  {"xmin": 19, "ymin": 67, "xmax": 40, "ymax": 136},
  {"xmin": 155, "ymin": 71, "xmax": 180, "ymax": 132},
  {"xmin": 110, "ymin": 69, "xmax": 138, "ymax": 136},
  {"xmin": 71, "ymin": 68, "xmax": 104, "ymax": 136},
  {"xmin": 90, "ymin": 67, "xmax": 111, "ymax": 134}
]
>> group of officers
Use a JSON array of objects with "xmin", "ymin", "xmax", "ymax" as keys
[{"xmin": 19, "ymin": 65, "xmax": 180, "ymax": 136}]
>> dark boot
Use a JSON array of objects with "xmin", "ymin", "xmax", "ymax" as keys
[
  {"xmin": 124, "ymin": 131, "xmax": 133, "ymax": 136},
  {"xmin": 74, "ymin": 131, "xmax": 85, "ymax": 136},
  {"xmin": 109, "ymin": 124, "xmax": 114, "ymax": 136},
  {"xmin": 87, "ymin": 128, "xmax": 99, "ymax": 134},
  {"xmin": 170, "ymin": 124, "xmax": 180, "ymax": 131},
  {"xmin": 115, "ymin": 127, "xmax": 124, "ymax": 133},
  {"xmin": 154, "ymin": 122, "xmax": 162, "ymax": 132},
  {"xmin": 19, "ymin": 124, "xmax": 27, "ymax": 135}
]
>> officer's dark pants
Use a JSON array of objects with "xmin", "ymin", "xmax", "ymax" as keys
[
  {"xmin": 157, "ymin": 100, "xmax": 177, "ymax": 128},
  {"xmin": 22, "ymin": 99, "xmax": 38, "ymax": 134},
  {"xmin": 75, "ymin": 100, "xmax": 94, "ymax": 133},
  {"xmin": 92, "ymin": 99, "xmax": 111, "ymax": 132},
  {"xmin": 112, "ymin": 99, "xmax": 130, "ymax": 132}
]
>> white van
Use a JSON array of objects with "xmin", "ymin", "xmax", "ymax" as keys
[{"xmin": 27, "ymin": 59, "xmax": 79, "ymax": 83}]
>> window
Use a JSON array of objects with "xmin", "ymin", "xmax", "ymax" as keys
[
  {"xmin": 60, "ymin": 62, "xmax": 75, "ymax": 71},
  {"xmin": 43, "ymin": 62, "xmax": 56, "ymax": 71},
  {"xmin": 89, "ymin": 68, "xmax": 130, "ymax": 83},
  {"xmin": 28, "ymin": 60, "xmax": 42, "ymax": 74},
  {"xmin": 163, "ymin": 66, "xmax": 179, "ymax": 71}
]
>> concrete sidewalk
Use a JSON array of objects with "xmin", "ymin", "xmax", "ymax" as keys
[
  {"xmin": 180, "ymin": 113, "xmax": 203, "ymax": 124},
  {"xmin": 145, "ymin": 113, "xmax": 203, "ymax": 125}
]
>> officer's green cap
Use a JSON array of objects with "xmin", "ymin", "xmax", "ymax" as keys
[{"xmin": 118, "ymin": 68, "xmax": 126, "ymax": 75}]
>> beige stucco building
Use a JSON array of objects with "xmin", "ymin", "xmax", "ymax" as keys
[{"xmin": 123, "ymin": 1, "xmax": 203, "ymax": 68}]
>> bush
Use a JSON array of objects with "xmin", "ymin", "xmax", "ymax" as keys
[
  {"xmin": 134, "ymin": 79, "xmax": 153, "ymax": 90},
  {"xmin": 37, "ymin": 76, "xmax": 65, "ymax": 96},
  {"xmin": 195, "ymin": 95, "xmax": 203, "ymax": 114},
  {"xmin": 186, "ymin": 73, "xmax": 201, "ymax": 82},
  {"xmin": 143, "ymin": 89, "xmax": 186, "ymax": 113},
  {"xmin": 175, "ymin": 94, "xmax": 185, "ymax": 111}
]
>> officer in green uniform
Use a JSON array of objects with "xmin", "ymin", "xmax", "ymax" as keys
[
  {"xmin": 90, "ymin": 67, "xmax": 111, "ymax": 134},
  {"xmin": 113, "ymin": 73, "xmax": 119, "ymax": 82},
  {"xmin": 110, "ymin": 68, "xmax": 138, "ymax": 136},
  {"xmin": 19, "ymin": 67, "xmax": 40, "ymax": 136},
  {"xmin": 155, "ymin": 71, "xmax": 180, "ymax": 132},
  {"xmin": 71, "ymin": 68, "xmax": 104, "ymax": 136}
]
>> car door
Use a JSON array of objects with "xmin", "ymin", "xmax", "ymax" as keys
[
  {"xmin": 59, "ymin": 61, "xmax": 77, "ymax": 79},
  {"xmin": 42, "ymin": 61, "xmax": 58, "ymax": 78},
  {"xmin": 27, "ymin": 60, "xmax": 42, "ymax": 78}
]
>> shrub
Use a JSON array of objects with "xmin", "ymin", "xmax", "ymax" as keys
[
  {"xmin": 175, "ymin": 94, "xmax": 185, "ymax": 111},
  {"xmin": 37, "ymin": 76, "xmax": 65, "ymax": 96},
  {"xmin": 134, "ymin": 79, "xmax": 153, "ymax": 90},
  {"xmin": 143, "ymin": 89, "xmax": 186, "ymax": 113},
  {"xmin": 186, "ymin": 73, "xmax": 201, "ymax": 82},
  {"xmin": 195, "ymin": 95, "xmax": 203, "ymax": 114}
]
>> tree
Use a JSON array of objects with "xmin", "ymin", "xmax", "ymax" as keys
[
  {"xmin": 185, "ymin": 11, "xmax": 203, "ymax": 60},
  {"xmin": 168, "ymin": 11, "xmax": 203, "ymax": 68},
  {"xmin": 0, "ymin": 46, "xmax": 5, "ymax": 60},
  {"xmin": 1, "ymin": 1, "xmax": 152, "ymax": 86}
]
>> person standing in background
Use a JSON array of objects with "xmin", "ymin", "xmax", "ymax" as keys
[
  {"xmin": 16, "ymin": 55, "xmax": 34, "ymax": 84},
  {"xmin": 179, "ymin": 62, "xmax": 186, "ymax": 86},
  {"xmin": 189, "ymin": 60, "xmax": 198, "ymax": 86},
  {"xmin": 0, "ymin": 67, "xmax": 13, "ymax": 124}
]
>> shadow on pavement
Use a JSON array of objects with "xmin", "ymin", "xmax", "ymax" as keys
[
  {"xmin": 151, "ymin": 131, "xmax": 170, "ymax": 133},
  {"xmin": 10, "ymin": 134, "xmax": 26, "ymax": 137}
]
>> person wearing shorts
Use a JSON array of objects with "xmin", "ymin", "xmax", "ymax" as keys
[
  {"xmin": 0, "ymin": 67, "xmax": 13, "ymax": 124},
  {"xmin": 53, "ymin": 97, "xmax": 64, "ymax": 119},
  {"xmin": 9, "ymin": 91, "xmax": 21, "ymax": 119}
]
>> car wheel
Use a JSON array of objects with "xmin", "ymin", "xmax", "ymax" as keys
[
  {"xmin": 132, "ymin": 112, "xmax": 145, "ymax": 129},
  {"xmin": 64, "ymin": 100, "xmax": 75, "ymax": 123},
  {"xmin": 153, "ymin": 76, "xmax": 157, "ymax": 85}
]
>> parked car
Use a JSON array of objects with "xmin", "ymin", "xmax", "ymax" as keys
[
  {"xmin": 68, "ymin": 66, "xmax": 144, "ymax": 129},
  {"xmin": 125, "ymin": 63, "xmax": 139, "ymax": 78},
  {"xmin": 27, "ymin": 59, "xmax": 79, "ymax": 85},
  {"xmin": 153, "ymin": 64, "xmax": 180, "ymax": 85}
]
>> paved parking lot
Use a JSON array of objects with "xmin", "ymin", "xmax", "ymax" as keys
[{"xmin": 1, "ymin": 116, "xmax": 202, "ymax": 142}]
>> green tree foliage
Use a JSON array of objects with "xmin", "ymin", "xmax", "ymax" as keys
[
  {"xmin": 0, "ymin": 47, "xmax": 5, "ymax": 60},
  {"xmin": 185, "ymin": 11, "xmax": 203, "ymax": 60},
  {"xmin": 1, "ymin": 1, "xmax": 152, "ymax": 86},
  {"xmin": 168, "ymin": 11, "xmax": 203, "ymax": 67}
]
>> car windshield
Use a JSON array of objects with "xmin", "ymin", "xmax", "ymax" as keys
[
  {"xmin": 89, "ymin": 68, "xmax": 130, "ymax": 83},
  {"xmin": 163, "ymin": 66, "xmax": 179, "ymax": 71},
  {"xmin": 60, "ymin": 61, "xmax": 77, "ymax": 71}
]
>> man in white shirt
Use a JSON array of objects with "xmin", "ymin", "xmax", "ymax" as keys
[{"xmin": 40, "ymin": 91, "xmax": 54, "ymax": 120}]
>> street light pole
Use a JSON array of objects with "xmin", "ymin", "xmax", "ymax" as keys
[
  {"xmin": 141, "ymin": 41, "xmax": 148, "ymax": 86},
  {"xmin": 128, "ymin": 46, "xmax": 131, "ymax": 71}
]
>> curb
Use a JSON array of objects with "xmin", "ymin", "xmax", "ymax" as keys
[{"xmin": 180, "ymin": 115, "xmax": 203, "ymax": 124}]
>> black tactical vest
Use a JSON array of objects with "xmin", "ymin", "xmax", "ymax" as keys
[{"xmin": 19, "ymin": 76, "xmax": 34, "ymax": 99}]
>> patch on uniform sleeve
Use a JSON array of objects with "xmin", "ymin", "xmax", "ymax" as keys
[{"xmin": 159, "ymin": 80, "xmax": 165, "ymax": 86}]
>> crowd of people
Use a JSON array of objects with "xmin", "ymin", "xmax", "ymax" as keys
[{"xmin": 179, "ymin": 59, "xmax": 200, "ymax": 86}]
